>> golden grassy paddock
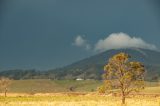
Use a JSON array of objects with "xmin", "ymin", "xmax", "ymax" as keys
[
  {"xmin": 4, "ymin": 79, "xmax": 160, "ymax": 93},
  {"xmin": 0, "ymin": 80, "xmax": 159, "ymax": 106},
  {"xmin": 0, "ymin": 92, "xmax": 159, "ymax": 106}
]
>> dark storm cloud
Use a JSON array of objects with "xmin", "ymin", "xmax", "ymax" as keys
[{"xmin": 0, "ymin": 0, "xmax": 160, "ymax": 70}]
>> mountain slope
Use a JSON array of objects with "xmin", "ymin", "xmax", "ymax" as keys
[
  {"xmin": 0, "ymin": 48, "xmax": 160, "ymax": 80},
  {"xmin": 47, "ymin": 48, "xmax": 160, "ymax": 80}
]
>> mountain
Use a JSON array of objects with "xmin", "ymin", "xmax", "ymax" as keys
[
  {"xmin": 47, "ymin": 48, "xmax": 160, "ymax": 80},
  {"xmin": 0, "ymin": 48, "xmax": 160, "ymax": 80}
]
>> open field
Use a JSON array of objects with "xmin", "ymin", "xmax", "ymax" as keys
[
  {"xmin": 0, "ymin": 93, "xmax": 160, "ymax": 106},
  {"xmin": 0, "ymin": 80, "xmax": 159, "ymax": 106},
  {"xmin": 5, "ymin": 79, "xmax": 102, "ymax": 93},
  {"xmin": 2, "ymin": 79, "xmax": 159, "ymax": 93}
]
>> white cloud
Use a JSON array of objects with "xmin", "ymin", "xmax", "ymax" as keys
[
  {"xmin": 73, "ymin": 36, "xmax": 85, "ymax": 47},
  {"xmin": 95, "ymin": 32, "xmax": 157, "ymax": 52},
  {"xmin": 73, "ymin": 33, "xmax": 158, "ymax": 52},
  {"xmin": 73, "ymin": 35, "xmax": 91, "ymax": 50}
]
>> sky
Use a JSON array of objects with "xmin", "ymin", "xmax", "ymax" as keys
[{"xmin": 0, "ymin": 0, "xmax": 160, "ymax": 70}]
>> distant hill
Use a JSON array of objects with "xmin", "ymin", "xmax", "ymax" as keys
[
  {"xmin": 0, "ymin": 48, "xmax": 160, "ymax": 80},
  {"xmin": 47, "ymin": 48, "xmax": 160, "ymax": 80}
]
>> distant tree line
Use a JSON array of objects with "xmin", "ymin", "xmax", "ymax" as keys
[
  {"xmin": 0, "ymin": 67, "xmax": 159, "ymax": 81},
  {"xmin": 0, "ymin": 69, "xmax": 100, "ymax": 80}
]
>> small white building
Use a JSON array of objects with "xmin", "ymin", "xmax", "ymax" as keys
[{"xmin": 76, "ymin": 78, "xmax": 84, "ymax": 81}]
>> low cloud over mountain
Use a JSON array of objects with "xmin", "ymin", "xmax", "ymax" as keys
[
  {"xmin": 95, "ymin": 32, "xmax": 157, "ymax": 52},
  {"xmin": 73, "ymin": 32, "xmax": 158, "ymax": 52}
]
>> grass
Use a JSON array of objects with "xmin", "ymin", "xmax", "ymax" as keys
[
  {"xmin": 142, "ymin": 86, "xmax": 160, "ymax": 94},
  {"xmin": 0, "ymin": 80, "xmax": 159, "ymax": 106},
  {"xmin": 6, "ymin": 79, "xmax": 102, "ymax": 93},
  {"xmin": 0, "ymin": 93, "xmax": 159, "ymax": 106},
  {"xmin": 4, "ymin": 79, "xmax": 159, "ymax": 94}
]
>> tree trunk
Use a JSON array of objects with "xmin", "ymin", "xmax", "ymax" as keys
[
  {"xmin": 4, "ymin": 88, "xmax": 7, "ymax": 97},
  {"xmin": 121, "ymin": 90, "xmax": 125, "ymax": 104},
  {"xmin": 122, "ymin": 95, "xmax": 125, "ymax": 104}
]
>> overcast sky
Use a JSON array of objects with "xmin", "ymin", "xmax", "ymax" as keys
[{"xmin": 0, "ymin": 0, "xmax": 160, "ymax": 70}]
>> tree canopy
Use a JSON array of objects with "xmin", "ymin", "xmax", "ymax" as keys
[{"xmin": 101, "ymin": 52, "xmax": 145, "ymax": 104}]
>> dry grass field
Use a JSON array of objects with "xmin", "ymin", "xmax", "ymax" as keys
[
  {"xmin": 0, "ymin": 92, "xmax": 159, "ymax": 106},
  {"xmin": 0, "ymin": 80, "xmax": 159, "ymax": 106}
]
